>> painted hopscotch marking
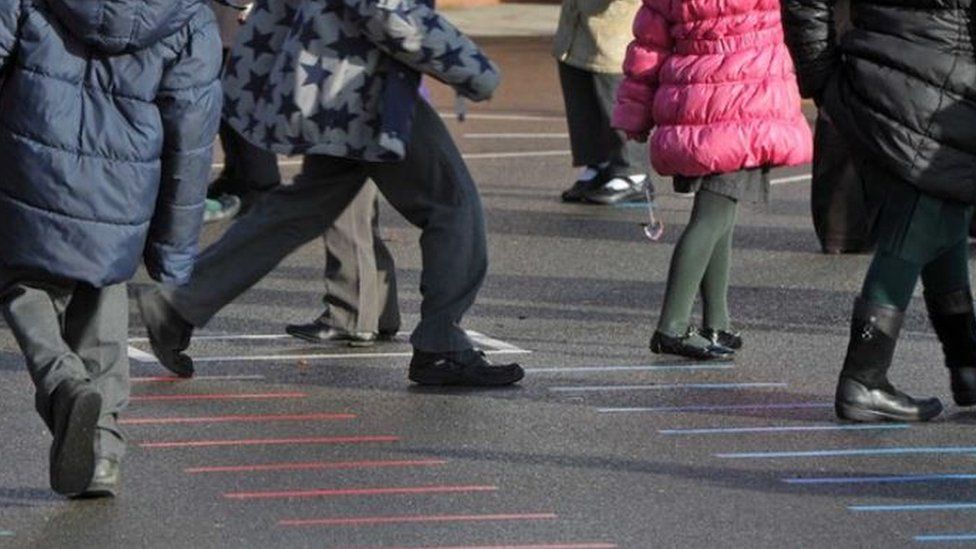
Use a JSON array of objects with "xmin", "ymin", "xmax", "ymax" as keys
[
  {"xmin": 527, "ymin": 364, "xmax": 734, "ymax": 374},
  {"xmin": 599, "ymin": 403, "xmax": 831, "ymax": 414},
  {"xmin": 141, "ymin": 435, "xmax": 398, "ymax": 449},
  {"xmin": 226, "ymin": 484, "xmax": 497, "ymax": 500},
  {"xmin": 213, "ymin": 150, "xmax": 569, "ymax": 170},
  {"xmin": 550, "ymin": 382, "xmax": 785, "ymax": 393},
  {"xmin": 185, "ymin": 458, "xmax": 447, "ymax": 474},
  {"xmin": 0, "ymin": 531, "xmax": 12, "ymax": 537},
  {"xmin": 916, "ymin": 533, "xmax": 976, "ymax": 543},
  {"xmin": 437, "ymin": 111, "xmax": 566, "ymax": 122},
  {"xmin": 129, "ymin": 330, "xmax": 529, "ymax": 364},
  {"xmin": 661, "ymin": 424, "xmax": 909, "ymax": 436},
  {"xmin": 850, "ymin": 503, "xmax": 976, "ymax": 512},
  {"xmin": 465, "ymin": 133, "xmax": 569, "ymax": 139},
  {"xmin": 120, "ymin": 412, "xmax": 356, "ymax": 426},
  {"xmin": 279, "ymin": 511, "xmax": 556, "ymax": 527},
  {"xmin": 717, "ymin": 446, "xmax": 976, "ymax": 459},
  {"xmin": 785, "ymin": 474, "xmax": 976, "ymax": 485},
  {"xmin": 131, "ymin": 375, "xmax": 266, "ymax": 383}
]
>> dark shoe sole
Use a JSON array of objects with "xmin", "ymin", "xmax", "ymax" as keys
[
  {"xmin": 51, "ymin": 391, "xmax": 101, "ymax": 496},
  {"xmin": 649, "ymin": 338, "xmax": 734, "ymax": 361},
  {"xmin": 136, "ymin": 290, "xmax": 194, "ymax": 378},
  {"xmin": 408, "ymin": 366, "xmax": 525, "ymax": 387},
  {"xmin": 835, "ymin": 400, "xmax": 943, "ymax": 422},
  {"xmin": 954, "ymin": 392, "xmax": 976, "ymax": 407}
]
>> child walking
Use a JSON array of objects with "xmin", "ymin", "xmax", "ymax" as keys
[
  {"xmin": 783, "ymin": 0, "xmax": 976, "ymax": 421},
  {"xmin": 0, "ymin": 0, "xmax": 220, "ymax": 496},
  {"xmin": 613, "ymin": 0, "xmax": 812, "ymax": 359}
]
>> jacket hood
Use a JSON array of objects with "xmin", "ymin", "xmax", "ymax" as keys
[{"xmin": 47, "ymin": 0, "xmax": 198, "ymax": 53}]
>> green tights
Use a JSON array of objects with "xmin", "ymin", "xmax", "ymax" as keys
[
  {"xmin": 862, "ymin": 184, "xmax": 972, "ymax": 310},
  {"xmin": 657, "ymin": 189, "xmax": 738, "ymax": 336}
]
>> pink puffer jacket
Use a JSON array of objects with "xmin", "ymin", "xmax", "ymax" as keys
[{"xmin": 612, "ymin": 0, "xmax": 812, "ymax": 176}]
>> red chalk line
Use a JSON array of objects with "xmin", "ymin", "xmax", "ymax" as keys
[
  {"xmin": 140, "ymin": 435, "xmax": 398, "ymax": 449},
  {"xmin": 227, "ymin": 484, "xmax": 497, "ymax": 500},
  {"xmin": 120, "ymin": 412, "xmax": 356, "ymax": 425},
  {"xmin": 280, "ymin": 512, "xmax": 555, "ymax": 527},
  {"xmin": 130, "ymin": 392, "xmax": 307, "ymax": 402},
  {"xmin": 185, "ymin": 458, "xmax": 447, "ymax": 474}
]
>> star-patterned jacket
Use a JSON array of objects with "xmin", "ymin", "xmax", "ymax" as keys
[{"xmin": 224, "ymin": 0, "xmax": 500, "ymax": 161}]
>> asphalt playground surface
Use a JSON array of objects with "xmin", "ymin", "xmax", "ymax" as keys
[{"xmin": 1, "ymin": 36, "xmax": 975, "ymax": 549}]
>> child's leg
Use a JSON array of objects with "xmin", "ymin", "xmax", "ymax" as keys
[
  {"xmin": 0, "ymin": 278, "xmax": 88, "ymax": 424},
  {"xmin": 63, "ymin": 282, "xmax": 129, "ymax": 462},
  {"xmin": 657, "ymin": 190, "xmax": 738, "ymax": 335},
  {"xmin": 700, "ymin": 202, "xmax": 739, "ymax": 331},
  {"xmin": 591, "ymin": 71, "xmax": 648, "ymax": 179}
]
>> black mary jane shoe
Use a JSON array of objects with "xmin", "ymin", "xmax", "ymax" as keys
[
  {"xmin": 835, "ymin": 377, "xmax": 943, "ymax": 422},
  {"xmin": 650, "ymin": 329, "xmax": 734, "ymax": 360},
  {"xmin": 700, "ymin": 328, "xmax": 743, "ymax": 350}
]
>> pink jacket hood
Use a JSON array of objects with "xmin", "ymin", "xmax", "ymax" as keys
[{"xmin": 612, "ymin": 0, "xmax": 812, "ymax": 176}]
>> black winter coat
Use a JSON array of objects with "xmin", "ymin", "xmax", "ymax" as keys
[{"xmin": 781, "ymin": 0, "xmax": 976, "ymax": 204}]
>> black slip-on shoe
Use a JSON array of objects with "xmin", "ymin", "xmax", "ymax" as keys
[
  {"xmin": 285, "ymin": 321, "xmax": 377, "ymax": 347},
  {"xmin": 73, "ymin": 458, "xmax": 120, "ymax": 499},
  {"xmin": 583, "ymin": 176, "xmax": 646, "ymax": 205},
  {"xmin": 650, "ymin": 330, "xmax": 734, "ymax": 360},
  {"xmin": 700, "ymin": 328, "xmax": 743, "ymax": 350},
  {"xmin": 136, "ymin": 287, "xmax": 194, "ymax": 378},
  {"xmin": 561, "ymin": 168, "xmax": 608, "ymax": 203},
  {"xmin": 49, "ymin": 380, "xmax": 101, "ymax": 496},
  {"xmin": 835, "ymin": 377, "xmax": 943, "ymax": 422},
  {"xmin": 409, "ymin": 349, "xmax": 524, "ymax": 386}
]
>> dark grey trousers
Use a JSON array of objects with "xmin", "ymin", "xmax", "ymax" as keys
[
  {"xmin": 216, "ymin": 124, "xmax": 399, "ymax": 335},
  {"xmin": 557, "ymin": 62, "xmax": 648, "ymax": 177},
  {"xmin": 0, "ymin": 276, "xmax": 128, "ymax": 459},
  {"xmin": 318, "ymin": 182, "xmax": 400, "ymax": 334},
  {"xmin": 164, "ymin": 100, "xmax": 485, "ymax": 352}
]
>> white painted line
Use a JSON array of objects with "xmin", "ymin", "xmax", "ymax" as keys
[
  {"xmin": 549, "ymin": 382, "xmax": 786, "ymax": 392},
  {"xmin": 188, "ymin": 349, "xmax": 528, "ymax": 363},
  {"xmin": 438, "ymin": 112, "xmax": 566, "ymax": 122},
  {"xmin": 770, "ymin": 174, "xmax": 811, "ymax": 185},
  {"xmin": 463, "ymin": 150, "xmax": 570, "ymax": 160},
  {"xmin": 132, "ymin": 375, "xmax": 266, "ymax": 382},
  {"xmin": 127, "ymin": 345, "xmax": 158, "ymax": 363},
  {"xmin": 525, "ymin": 364, "xmax": 734, "ymax": 373},
  {"xmin": 129, "ymin": 334, "xmax": 292, "ymax": 343},
  {"xmin": 212, "ymin": 150, "xmax": 571, "ymax": 170},
  {"xmin": 464, "ymin": 133, "xmax": 569, "ymax": 139},
  {"xmin": 466, "ymin": 330, "xmax": 529, "ymax": 353},
  {"xmin": 660, "ymin": 424, "xmax": 909, "ymax": 435}
]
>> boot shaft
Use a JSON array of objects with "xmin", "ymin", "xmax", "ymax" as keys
[
  {"xmin": 841, "ymin": 298, "xmax": 903, "ymax": 389},
  {"xmin": 924, "ymin": 288, "xmax": 976, "ymax": 369}
]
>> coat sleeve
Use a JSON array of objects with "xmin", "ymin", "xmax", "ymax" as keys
[
  {"xmin": 344, "ymin": 0, "xmax": 500, "ymax": 101},
  {"xmin": 780, "ymin": 0, "xmax": 839, "ymax": 100},
  {"xmin": 147, "ymin": 13, "xmax": 223, "ymax": 285},
  {"xmin": 0, "ymin": 0, "xmax": 22, "ymax": 71},
  {"xmin": 611, "ymin": 0, "xmax": 672, "ymax": 135}
]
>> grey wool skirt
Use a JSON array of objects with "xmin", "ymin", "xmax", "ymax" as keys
[{"xmin": 672, "ymin": 167, "xmax": 770, "ymax": 202}]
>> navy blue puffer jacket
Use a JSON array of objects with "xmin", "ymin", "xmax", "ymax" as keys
[{"xmin": 0, "ymin": 0, "xmax": 222, "ymax": 286}]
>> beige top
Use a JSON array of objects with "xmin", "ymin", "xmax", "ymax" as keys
[{"xmin": 552, "ymin": 0, "xmax": 641, "ymax": 73}]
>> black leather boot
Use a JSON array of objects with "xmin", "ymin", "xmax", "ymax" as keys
[
  {"xmin": 835, "ymin": 298, "xmax": 943, "ymax": 422},
  {"xmin": 925, "ymin": 288, "xmax": 976, "ymax": 406}
]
